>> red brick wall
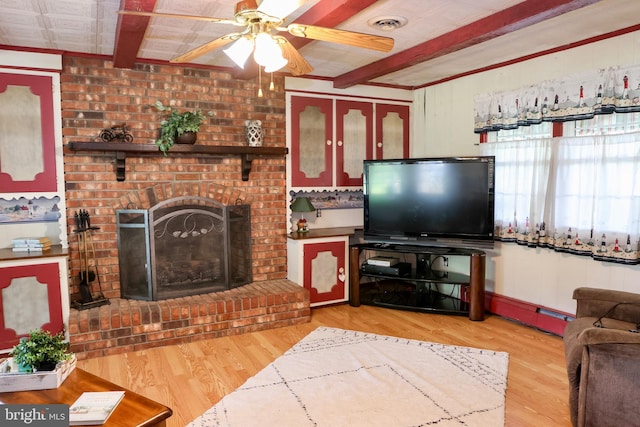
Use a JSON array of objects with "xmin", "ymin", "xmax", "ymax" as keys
[{"xmin": 61, "ymin": 56, "xmax": 288, "ymax": 301}]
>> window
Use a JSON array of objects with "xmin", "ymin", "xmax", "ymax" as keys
[
  {"xmin": 481, "ymin": 117, "xmax": 640, "ymax": 264},
  {"xmin": 572, "ymin": 112, "xmax": 640, "ymax": 135},
  {"xmin": 486, "ymin": 122, "xmax": 553, "ymax": 142}
]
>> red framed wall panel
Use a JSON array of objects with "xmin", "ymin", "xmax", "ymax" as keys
[
  {"xmin": 0, "ymin": 72, "xmax": 57, "ymax": 193},
  {"xmin": 0, "ymin": 263, "xmax": 64, "ymax": 350},
  {"xmin": 303, "ymin": 241, "xmax": 346, "ymax": 304}
]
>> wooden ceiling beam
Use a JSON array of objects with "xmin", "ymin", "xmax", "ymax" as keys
[
  {"xmin": 112, "ymin": 0, "xmax": 158, "ymax": 68},
  {"xmin": 333, "ymin": 0, "xmax": 604, "ymax": 88},
  {"xmin": 285, "ymin": 0, "xmax": 380, "ymax": 50}
]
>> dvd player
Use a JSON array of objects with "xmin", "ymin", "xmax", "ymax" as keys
[{"xmin": 361, "ymin": 262, "xmax": 412, "ymax": 278}]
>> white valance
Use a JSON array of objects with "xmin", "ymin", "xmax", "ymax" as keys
[{"xmin": 474, "ymin": 64, "xmax": 640, "ymax": 133}]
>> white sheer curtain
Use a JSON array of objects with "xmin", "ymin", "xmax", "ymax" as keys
[
  {"xmin": 482, "ymin": 138, "xmax": 553, "ymax": 239},
  {"xmin": 481, "ymin": 132, "xmax": 640, "ymax": 264}
]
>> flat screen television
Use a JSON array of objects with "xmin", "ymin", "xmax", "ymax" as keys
[{"xmin": 363, "ymin": 156, "xmax": 495, "ymax": 249}]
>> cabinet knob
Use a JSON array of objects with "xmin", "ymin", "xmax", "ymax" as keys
[
  {"xmin": 337, "ymin": 140, "xmax": 343, "ymax": 147},
  {"xmin": 327, "ymin": 140, "xmax": 332, "ymax": 146},
  {"xmin": 338, "ymin": 267, "xmax": 345, "ymax": 283},
  {"xmin": 377, "ymin": 142, "xmax": 383, "ymax": 148}
]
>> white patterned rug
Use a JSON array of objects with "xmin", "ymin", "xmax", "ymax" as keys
[{"xmin": 187, "ymin": 327, "xmax": 509, "ymax": 427}]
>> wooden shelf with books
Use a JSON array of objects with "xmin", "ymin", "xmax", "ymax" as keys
[{"xmin": 0, "ymin": 246, "xmax": 68, "ymax": 262}]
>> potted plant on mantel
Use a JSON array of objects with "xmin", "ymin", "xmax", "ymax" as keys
[
  {"xmin": 9, "ymin": 328, "xmax": 72, "ymax": 373},
  {"xmin": 153, "ymin": 100, "xmax": 209, "ymax": 155}
]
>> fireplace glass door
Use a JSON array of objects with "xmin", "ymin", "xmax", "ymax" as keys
[{"xmin": 116, "ymin": 209, "xmax": 152, "ymax": 300}]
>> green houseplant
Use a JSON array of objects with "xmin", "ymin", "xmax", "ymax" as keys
[
  {"xmin": 153, "ymin": 100, "xmax": 207, "ymax": 155},
  {"xmin": 10, "ymin": 328, "xmax": 72, "ymax": 373}
]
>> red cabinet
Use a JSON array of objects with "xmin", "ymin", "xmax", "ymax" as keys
[
  {"xmin": 287, "ymin": 233, "xmax": 349, "ymax": 306},
  {"xmin": 290, "ymin": 95, "xmax": 410, "ymax": 188},
  {"xmin": 336, "ymin": 100, "xmax": 373, "ymax": 186},
  {"xmin": 0, "ymin": 60, "xmax": 69, "ymax": 353},
  {"xmin": 0, "ymin": 259, "xmax": 69, "ymax": 351},
  {"xmin": 375, "ymin": 103, "xmax": 410, "ymax": 160},
  {"xmin": 0, "ymin": 72, "xmax": 58, "ymax": 193},
  {"xmin": 290, "ymin": 96, "xmax": 333, "ymax": 187}
]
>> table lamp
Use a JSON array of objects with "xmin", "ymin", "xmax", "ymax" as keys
[{"xmin": 290, "ymin": 197, "xmax": 315, "ymax": 233}]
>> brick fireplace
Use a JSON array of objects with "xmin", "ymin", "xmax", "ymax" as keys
[
  {"xmin": 66, "ymin": 182, "xmax": 307, "ymax": 359},
  {"xmin": 61, "ymin": 56, "xmax": 298, "ymax": 358}
]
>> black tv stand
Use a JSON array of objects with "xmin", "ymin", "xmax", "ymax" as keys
[{"xmin": 349, "ymin": 243, "xmax": 486, "ymax": 321}]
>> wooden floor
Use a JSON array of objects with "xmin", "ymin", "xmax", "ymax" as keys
[{"xmin": 77, "ymin": 304, "xmax": 571, "ymax": 427}]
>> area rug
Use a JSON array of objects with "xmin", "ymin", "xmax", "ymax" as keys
[{"xmin": 187, "ymin": 327, "xmax": 509, "ymax": 427}]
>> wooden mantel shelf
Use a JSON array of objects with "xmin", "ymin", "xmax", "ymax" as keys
[{"xmin": 67, "ymin": 142, "xmax": 289, "ymax": 181}]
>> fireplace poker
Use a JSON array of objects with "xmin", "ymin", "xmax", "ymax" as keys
[
  {"xmin": 84, "ymin": 211, "xmax": 107, "ymax": 300},
  {"xmin": 75, "ymin": 211, "xmax": 93, "ymax": 303}
]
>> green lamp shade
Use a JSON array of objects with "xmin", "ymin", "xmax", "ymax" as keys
[{"xmin": 290, "ymin": 197, "xmax": 315, "ymax": 213}]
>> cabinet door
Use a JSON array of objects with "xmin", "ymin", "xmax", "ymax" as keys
[
  {"xmin": 0, "ymin": 72, "xmax": 57, "ymax": 192},
  {"xmin": 336, "ymin": 100, "xmax": 373, "ymax": 186},
  {"xmin": 291, "ymin": 96, "xmax": 333, "ymax": 187},
  {"xmin": 303, "ymin": 240, "xmax": 347, "ymax": 306},
  {"xmin": 375, "ymin": 103, "xmax": 410, "ymax": 159},
  {"xmin": 0, "ymin": 263, "xmax": 65, "ymax": 350}
]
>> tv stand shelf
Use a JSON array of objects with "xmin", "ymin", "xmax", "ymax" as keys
[{"xmin": 349, "ymin": 243, "xmax": 486, "ymax": 320}]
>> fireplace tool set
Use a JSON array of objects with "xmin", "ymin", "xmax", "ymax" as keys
[{"xmin": 72, "ymin": 210, "xmax": 109, "ymax": 310}]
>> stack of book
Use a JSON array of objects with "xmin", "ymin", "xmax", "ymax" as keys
[
  {"xmin": 69, "ymin": 390, "xmax": 126, "ymax": 425},
  {"xmin": 11, "ymin": 237, "xmax": 52, "ymax": 252}
]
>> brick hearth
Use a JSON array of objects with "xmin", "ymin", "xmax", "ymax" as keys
[{"xmin": 68, "ymin": 280, "xmax": 310, "ymax": 360}]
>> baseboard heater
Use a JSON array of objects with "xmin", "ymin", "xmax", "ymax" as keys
[{"xmin": 536, "ymin": 307, "xmax": 574, "ymax": 322}]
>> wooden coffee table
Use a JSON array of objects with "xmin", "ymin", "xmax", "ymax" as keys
[{"xmin": 0, "ymin": 367, "xmax": 172, "ymax": 426}]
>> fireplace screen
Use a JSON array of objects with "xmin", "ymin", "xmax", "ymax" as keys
[{"xmin": 117, "ymin": 197, "xmax": 252, "ymax": 300}]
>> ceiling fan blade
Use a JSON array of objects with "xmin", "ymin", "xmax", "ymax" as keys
[
  {"xmin": 257, "ymin": 0, "xmax": 307, "ymax": 19},
  {"xmin": 170, "ymin": 35, "xmax": 237, "ymax": 63},
  {"xmin": 276, "ymin": 37, "xmax": 313, "ymax": 76},
  {"xmin": 117, "ymin": 10, "xmax": 238, "ymax": 26},
  {"xmin": 286, "ymin": 24, "xmax": 394, "ymax": 52}
]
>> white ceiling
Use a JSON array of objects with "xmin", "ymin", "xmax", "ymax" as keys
[{"xmin": 1, "ymin": 0, "xmax": 639, "ymax": 89}]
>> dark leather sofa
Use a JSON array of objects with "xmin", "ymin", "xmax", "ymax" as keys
[{"xmin": 563, "ymin": 287, "xmax": 640, "ymax": 427}]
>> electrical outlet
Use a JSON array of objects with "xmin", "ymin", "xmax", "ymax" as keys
[{"xmin": 443, "ymin": 257, "xmax": 449, "ymax": 267}]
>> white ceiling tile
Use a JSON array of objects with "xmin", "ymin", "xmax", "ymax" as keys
[
  {"xmin": 43, "ymin": 17, "xmax": 96, "ymax": 31},
  {"xmin": 0, "ymin": 12, "xmax": 40, "ymax": 26},
  {"xmin": 38, "ymin": 0, "xmax": 95, "ymax": 17}
]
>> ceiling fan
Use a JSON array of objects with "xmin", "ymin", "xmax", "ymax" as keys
[{"xmin": 118, "ymin": 0, "xmax": 394, "ymax": 76}]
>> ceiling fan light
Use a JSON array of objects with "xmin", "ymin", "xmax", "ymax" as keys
[
  {"xmin": 264, "ymin": 55, "xmax": 288, "ymax": 73},
  {"xmin": 223, "ymin": 37, "xmax": 254, "ymax": 68},
  {"xmin": 254, "ymin": 33, "xmax": 288, "ymax": 72},
  {"xmin": 254, "ymin": 33, "xmax": 283, "ymax": 66}
]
